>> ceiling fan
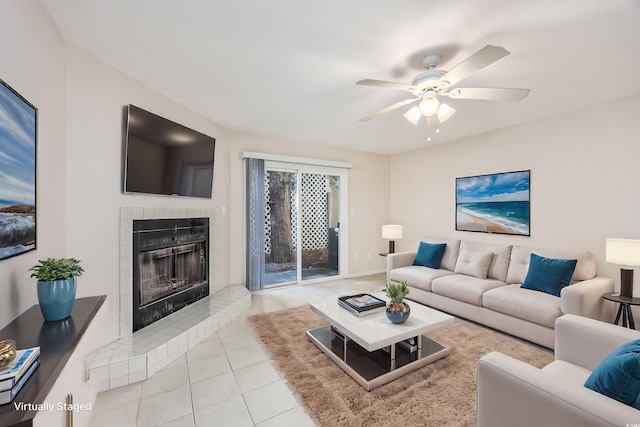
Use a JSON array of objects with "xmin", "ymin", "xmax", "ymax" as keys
[{"xmin": 356, "ymin": 45, "xmax": 530, "ymax": 139}]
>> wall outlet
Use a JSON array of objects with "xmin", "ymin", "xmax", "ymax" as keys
[{"xmin": 354, "ymin": 253, "xmax": 359, "ymax": 260}]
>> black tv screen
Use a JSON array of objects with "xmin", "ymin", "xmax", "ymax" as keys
[{"xmin": 124, "ymin": 105, "xmax": 215, "ymax": 198}]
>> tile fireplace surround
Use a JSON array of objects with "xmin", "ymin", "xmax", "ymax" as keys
[{"xmin": 85, "ymin": 207, "xmax": 251, "ymax": 392}]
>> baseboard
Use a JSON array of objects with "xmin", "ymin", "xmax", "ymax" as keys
[{"xmin": 345, "ymin": 270, "xmax": 386, "ymax": 278}]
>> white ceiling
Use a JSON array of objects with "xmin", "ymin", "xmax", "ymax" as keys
[{"xmin": 39, "ymin": 0, "xmax": 640, "ymax": 155}]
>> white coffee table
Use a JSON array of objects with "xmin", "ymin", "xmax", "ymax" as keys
[{"xmin": 307, "ymin": 295, "xmax": 455, "ymax": 390}]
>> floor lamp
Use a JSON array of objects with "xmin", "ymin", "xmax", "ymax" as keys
[
  {"xmin": 382, "ymin": 225, "xmax": 403, "ymax": 254},
  {"xmin": 606, "ymin": 238, "xmax": 640, "ymax": 298}
]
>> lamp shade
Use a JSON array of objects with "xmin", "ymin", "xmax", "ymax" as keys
[
  {"xmin": 403, "ymin": 106, "xmax": 421, "ymax": 125},
  {"xmin": 437, "ymin": 103, "xmax": 456, "ymax": 123},
  {"xmin": 382, "ymin": 225, "xmax": 403, "ymax": 240},
  {"xmin": 606, "ymin": 238, "xmax": 640, "ymax": 266}
]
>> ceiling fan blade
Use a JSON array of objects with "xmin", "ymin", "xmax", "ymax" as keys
[
  {"xmin": 447, "ymin": 87, "xmax": 530, "ymax": 101},
  {"xmin": 441, "ymin": 45, "xmax": 510, "ymax": 87},
  {"xmin": 359, "ymin": 98, "xmax": 419, "ymax": 122},
  {"xmin": 356, "ymin": 79, "xmax": 415, "ymax": 92}
]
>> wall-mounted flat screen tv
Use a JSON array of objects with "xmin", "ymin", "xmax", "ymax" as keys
[{"xmin": 123, "ymin": 105, "xmax": 215, "ymax": 198}]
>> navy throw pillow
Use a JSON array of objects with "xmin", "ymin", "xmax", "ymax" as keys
[
  {"xmin": 584, "ymin": 339, "xmax": 640, "ymax": 409},
  {"xmin": 521, "ymin": 253, "xmax": 577, "ymax": 297},
  {"xmin": 413, "ymin": 242, "xmax": 446, "ymax": 269}
]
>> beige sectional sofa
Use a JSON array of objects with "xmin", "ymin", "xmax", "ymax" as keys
[{"xmin": 387, "ymin": 237, "xmax": 614, "ymax": 348}]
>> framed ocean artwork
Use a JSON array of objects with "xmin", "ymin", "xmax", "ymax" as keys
[
  {"xmin": 455, "ymin": 170, "xmax": 530, "ymax": 236},
  {"xmin": 0, "ymin": 79, "xmax": 37, "ymax": 260}
]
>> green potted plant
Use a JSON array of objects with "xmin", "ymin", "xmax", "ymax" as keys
[
  {"xmin": 384, "ymin": 281, "xmax": 410, "ymax": 323},
  {"xmin": 29, "ymin": 258, "xmax": 84, "ymax": 321}
]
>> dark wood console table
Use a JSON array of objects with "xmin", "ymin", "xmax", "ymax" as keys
[{"xmin": 0, "ymin": 295, "xmax": 106, "ymax": 427}]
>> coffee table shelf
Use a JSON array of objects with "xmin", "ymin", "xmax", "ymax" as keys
[{"xmin": 307, "ymin": 326, "xmax": 449, "ymax": 390}]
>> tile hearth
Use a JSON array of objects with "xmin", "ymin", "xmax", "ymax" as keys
[
  {"xmin": 87, "ymin": 285, "xmax": 251, "ymax": 392},
  {"xmin": 90, "ymin": 274, "xmax": 386, "ymax": 426}
]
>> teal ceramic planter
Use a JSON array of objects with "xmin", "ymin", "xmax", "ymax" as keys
[
  {"xmin": 37, "ymin": 277, "xmax": 77, "ymax": 321},
  {"xmin": 385, "ymin": 303, "xmax": 411, "ymax": 324}
]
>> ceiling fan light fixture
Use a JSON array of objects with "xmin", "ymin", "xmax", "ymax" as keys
[
  {"xmin": 403, "ymin": 106, "xmax": 421, "ymax": 125},
  {"xmin": 356, "ymin": 45, "xmax": 530, "ymax": 129},
  {"xmin": 419, "ymin": 91, "xmax": 440, "ymax": 116},
  {"xmin": 437, "ymin": 103, "xmax": 456, "ymax": 123}
]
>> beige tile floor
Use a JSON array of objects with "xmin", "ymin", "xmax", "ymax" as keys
[{"xmin": 90, "ymin": 274, "xmax": 386, "ymax": 426}]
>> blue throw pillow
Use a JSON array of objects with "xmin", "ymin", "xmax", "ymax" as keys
[
  {"xmin": 520, "ymin": 253, "xmax": 577, "ymax": 297},
  {"xmin": 584, "ymin": 339, "xmax": 640, "ymax": 408},
  {"xmin": 413, "ymin": 242, "xmax": 446, "ymax": 269}
]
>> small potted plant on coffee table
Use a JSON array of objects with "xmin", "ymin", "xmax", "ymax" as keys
[
  {"xmin": 385, "ymin": 281, "xmax": 410, "ymax": 324},
  {"xmin": 29, "ymin": 257, "xmax": 84, "ymax": 321}
]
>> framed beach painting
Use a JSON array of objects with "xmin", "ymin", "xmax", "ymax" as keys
[
  {"xmin": 0, "ymin": 79, "xmax": 37, "ymax": 260},
  {"xmin": 456, "ymin": 170, "xmax": 530, "ymax": 236}
]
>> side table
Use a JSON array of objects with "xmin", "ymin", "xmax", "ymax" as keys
[{"xmin": 602, "ymin": 292, "xmax": 640, "ymax": 329}]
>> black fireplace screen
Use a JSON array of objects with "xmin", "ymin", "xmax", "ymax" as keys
[
  {"xmin": 133, "ymin": 218, "xmax": 209, "ymax": 332},
  {"xmin": 139, "ymin": 243, "xmax": 206, "ymax": 307}
]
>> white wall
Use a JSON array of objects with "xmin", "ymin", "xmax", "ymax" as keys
[
  {"xmin": 0, "ymin": 0, "xmax": 66, "ymax": 327},
  {"xmin": 390, "ymin": 94, "xmax": 640, "ymax": 293}
]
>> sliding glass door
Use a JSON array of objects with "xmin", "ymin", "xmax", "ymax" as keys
[
  {"xmin": 300, "ymin": 172, "xmax": 340, "ymax": 281},
  {"xmin": 264, "ymin": 164, "xmax": 345, "ymax": 287}
]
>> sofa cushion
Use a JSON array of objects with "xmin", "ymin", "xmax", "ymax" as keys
[
  {"xmin": 507, "ymin": 246, "xmax": 597, "ymax": 284},
  {"xmin": 483, "ymin": 284, "xmax": 562, "ymax": 328},
  {"xmin": 416, "ymin": 237, "xmax": 461, "ymax": 271},
  {"xmin": 458, "ymin": 241, "xmax": 513, "ymax": 282},
  {"xmin": 454, "ymin": 249, "xmax": 494, "ymax": 279},
  {"xmin": 521, "ymin": 253, "xmax": 578, "ymax": 297},
  {"xmin": 584, "ymin": 339, "xmax": 640, "ymax": 409},
  {"xmin": 413, "ymin": 242, "xmax": 447, "ymax": 269},
  {"xmin": 389, "ymin": 266, "xmax": 453, "ymax": 292},
  {"xmin": 432, "ymin": 274, "xmax": 507, "ymax": 306}
]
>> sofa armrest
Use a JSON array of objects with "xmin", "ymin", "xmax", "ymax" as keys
[
  {"xmin": 555, "ymin": 314, "xmax": 640, "ymax": 370},
  {"xmin": 386, "ymin": 251, "xmax": 416, "ymax": 282},
  {"xmin": 478, "ymin": 352, "xmax": 639, "ymax": 427},
  {"xmin": 560, "ymin": 276, "xmax": 614, "ymax": 321}
]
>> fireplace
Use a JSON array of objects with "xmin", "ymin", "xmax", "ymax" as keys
[{"xmin": 132, "ymin": 217, "xmax": 209, "ymax": 332}]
